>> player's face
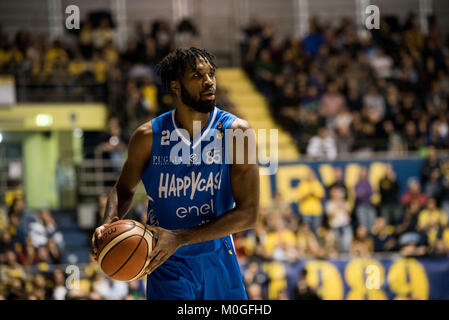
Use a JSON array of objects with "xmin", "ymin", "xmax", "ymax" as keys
[{"xmin": 179, "ymin": 58, "xmax": 216, "ymax": 113}]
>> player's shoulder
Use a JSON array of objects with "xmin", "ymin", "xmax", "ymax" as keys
[
  {"xmin": 129, "ymin": 120, "xmax": 153, "ymax": 148},
  {"xmin": 216, "ymin": 104, "xmax": 251, "ymax": 130},
  {"xmin": 230, "ymin": 117, "xmax": 252, "ymax": 131},
  {"xmin": 135, "ymin": 120, "xmax": 153, "ymax": 136}
]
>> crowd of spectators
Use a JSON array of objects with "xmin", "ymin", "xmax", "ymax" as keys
[
  {"xmin": 0, "ymin": 198, "xmax": 65, "ymax": 299},
  {"xmin": 0, "ymin": 14, "xmax": 237, "ymax": 144},
  {"xmin": 236, "ymin": 148, "xmax": 449, "ymax": 299},
  {"xmin": 0, "ymin": 195, "xmax": 148, "ymax": 300},
  {"xmin": 2, "ymin": 10, "xmax": 449, "ymax": 300},
  {"xmin": 240, "ymin": 14, "xmax": 449, "ymax": 158}
]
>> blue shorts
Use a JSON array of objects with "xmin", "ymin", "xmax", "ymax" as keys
[{"xmin": 146, "ymin": 236, "xmax": 247, "ymax": 300}]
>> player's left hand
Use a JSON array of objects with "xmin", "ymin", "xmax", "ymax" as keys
[{"xmin": 144, "ymin": 225, "xmax": 185, "ymax": 275}]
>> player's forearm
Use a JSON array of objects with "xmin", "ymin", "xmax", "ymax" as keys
[
  {"xmin": 177, "ymin": 205, "xmax": 258, "ymax": 246},
  {"xmin": 102, "ymin": 186, "xmax": 135, "ymax": 224}
]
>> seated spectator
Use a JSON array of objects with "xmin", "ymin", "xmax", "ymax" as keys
[
  {"xmin": 0, "ymin": 250, "xmax": 26, "ymax": 285},
  {"xmin": 301, "ymin": 84, "xmax": 321, "ymax": 115},
  {"xmin": 363, "ymin": 85, "xmax": 386, "ymax": 119},
  {"xmin": 319, "ymin": 81, "xmax": 345, "ymax": 120},
  {"xmin": 345, "ymin": 78, "xmax": 362, "ymax": 111},
  {"xmin": 243, "ymin": 261, "xmax": 268, "ymax": 297},
  {"xmin": 400, "ymin": 178, "xmax": 428, "ymax": 208},
  {"xmin": 90, "ymin": 50, "xmax": 107, "ymax": 84},
  {"xmin": 46, "ymin": 238, "xmax": 62, "ymax": 265},
  {"xmin": 350, "ymin": 226, "xmax": 373, "ymax": 257},
  {"xmin": 315, "ymin": 217, "xmax": 339, "ymax": 259},
  {"xmin": 102, "ymin": 40, "xmax": 119, "ymax": 66},
  {"xmin": 426, "ymin": 222, "xmax": 448, "ymax": 256},
  {"xmin": 264, "ymin": 218, "xmax": 296, "ymax": 261},
  {"xmin": 371, "ymin": 217, "xmax": 396, "ymax": 252},
  {"xmin": 52, "ymin": 269, "xmax": 67, "ymax": 300},
  {"xmin": 0, "ymin": 43, "xmax": 24, "ymax": 73},
  {"xmin": 68, "ymin": 51, "xmax": 89, "ymax": 84},
  {"xmin": 32, "ymin": 273, "xmax": 50, "ymax": 300},
  {"xmin": 338, "ymin": 129, "xmax": 357, "ymax": 154},
  {"xmin": 334, "ymin": 105, "xmax": 353, "ymax": 134},
  {"xmin": 278, "ymin": 83, "xmax": 301, "ymax": 130},
  {"xmin": 92, "ymin": 272, "xmax": 128, "ymax": 300},
  {"xmin": 306, "ymin": 127, "xmax": 337, "ymax": 160},
  {"xmin": 429, "ymin": 115, "xmax": 449, "ymax": 150},
  {"xmin": 247, "ymin": 283, "xmax": 264, "ymax": 300},
  {"xmin": 7, "ymin": 197, "xmax": 33, "ymax": 244},
  {"xmin": 28, "ymin": 209, "xmax": 64, "ymax": 250},
  {"xmin": 370, "ymin": 48, "xmax": 393, "ymax": 79},
  {"xmin": 398, "ymin": 233, "xmax": 427, "ymax": 257},
  {"xmin": 396, "ymin": 199, "xmax": 421, "ymax": 237},
  {"xmin": 35, "ymin": 247, "xmax": 53, "ymax": 272},
  {"xmin": 296, "ymin": 223, "xmax": 321, "ymax": 258},
  {"xmin": 0, "ymin": 231, "xmax": 15, "ymax": 261},
  {"xmin": 279, "ymin": 204, "xmax": 299, "ymax": 232},
  {"xmin": 403, "ymin": 121, "xmax": 423, "ymax": 151},
  {"xmin": 43, "ymin": 40, "xmax": 68, "ymax": 83},
  {"xmin": 293, "ymin": 269, "xmax": 320, "ymax": 300},
  {"xmin": 253, "ymin": 49, "xmax": 277, "ymax": 98},
  {"xmin": 5, "ymin": 278, "xmax": 26, "ymax": 300},
  {"xmin": 17, "ymin": 237, "xmax": 37, "ymax": 266},
  {"xmin": 417, "ymin": 197, "xmax": 448, "ymax": 231},
  {"xmin": 383, "ymin": 120, "xmax": 404, "ymax": 155}
]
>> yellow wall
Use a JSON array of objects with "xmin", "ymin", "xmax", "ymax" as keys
[{"xmin": 0, "ymin": 103, "xmax": 107, "ymax": 131}]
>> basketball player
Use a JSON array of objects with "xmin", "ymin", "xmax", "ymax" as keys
[{"xmin": 91, "ymin": 47, "xmax": 260, "ymax": 300}]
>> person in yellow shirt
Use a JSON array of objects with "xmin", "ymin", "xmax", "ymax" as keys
[
  {"xmin": 264, "ymin": 217, "xmax": 296, "ymax": 260},
  {"xmin": 297, "ymin": 170, "xmax": 325, "ymax": 234},
  {"xmin": 418, "ymin": 197, "xmax": 448, "ymax": 230},
  {"xmin": 44, "ymin": 40, "xmax": 68, "ymax": 76},
  {"xmin": 90, "ymin": 50, "xmax": 107, "ymax": 83},
  {"xmin": 0, "ymin": 44, "xmax": 23, "ymax": 70},
  {"xmin": 102, "ymin": 40, "xmax": 118, "ymax": 66},
  {"xmin": 68, "ymin": 51, "xmax": 87, "ymax": 80}
]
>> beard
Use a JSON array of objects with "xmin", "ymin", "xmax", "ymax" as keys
[{"xmin": 180, "ymin": 83, "xmax": 215, "ymax": 114}]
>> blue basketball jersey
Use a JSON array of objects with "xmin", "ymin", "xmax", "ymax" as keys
[{"xmin": 141, "ymin": 106, "xmax": 237, "ymax": 257}]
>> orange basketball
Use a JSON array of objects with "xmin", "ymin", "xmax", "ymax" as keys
[{"xmin": 96, "ymin": 219, "xmax": 154, "ymax": 282}]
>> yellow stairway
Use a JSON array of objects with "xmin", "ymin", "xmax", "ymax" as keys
[{"xmin": 217, "ymin": 68, "xmax": 300, "ymax": 161}]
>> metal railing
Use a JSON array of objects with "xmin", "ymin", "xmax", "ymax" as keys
[
  {"xmin": 76, "ymin": 149, "xmax": 122, "ymax": 197},
  {"xmin": 0, "ymin": 151, "xmax": 23, "ymax": 207}
]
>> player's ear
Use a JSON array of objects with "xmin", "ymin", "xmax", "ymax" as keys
[{"xmin": 170, "ymin": 80, "xmax": 180, "ymax": 96}]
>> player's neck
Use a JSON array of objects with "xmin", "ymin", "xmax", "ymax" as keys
[{"xmin": 174, "ymin": 103, "xmax": 213, "ymax": 139}]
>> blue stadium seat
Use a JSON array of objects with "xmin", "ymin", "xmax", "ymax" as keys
[
  {"xmin": 63, "ymin": 231, "xmax": 89, "ymax": 247},
  {"xmin": 63, "ymin": 248, "xmax": 91, "ymax": 264}
]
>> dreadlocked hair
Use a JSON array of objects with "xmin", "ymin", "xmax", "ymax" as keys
[{"xmin": 155, "ymin": 47, "xmax": 217, "ymax": 91}]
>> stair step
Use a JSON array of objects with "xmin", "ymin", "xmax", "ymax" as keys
[
  {"xmin": 63, "ymin": 231, "xmax": 89, "ymax": 247},
  {"xmin": 218, "ymin": 68, "xmax": 300, "ymax": 161}
]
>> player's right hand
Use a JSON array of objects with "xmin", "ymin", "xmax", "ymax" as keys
[{"xmin": 91, "ymin": 216, "xmax": 119, "ymax": 261}]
